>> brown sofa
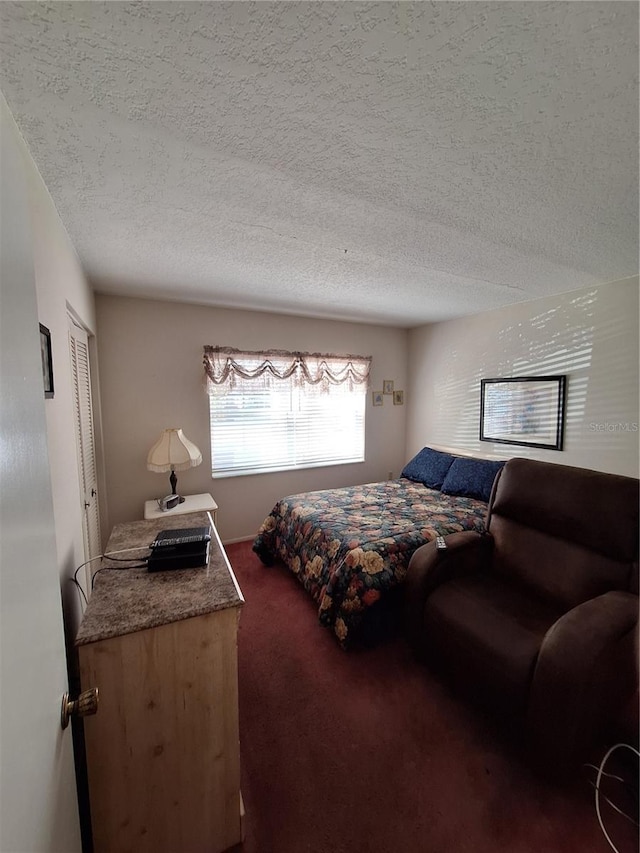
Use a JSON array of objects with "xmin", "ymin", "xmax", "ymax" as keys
[{"xmin": 404, "ymin": 457, "xmax": 639, "ymax": 770}]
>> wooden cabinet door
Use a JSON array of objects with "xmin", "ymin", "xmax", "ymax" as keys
[{"xmin": 79, "ymin": 608, "xmax": 241, "ymax": 853}]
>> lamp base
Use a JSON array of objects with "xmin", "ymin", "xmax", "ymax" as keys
[{"xmin": 169, "ymin": 470, "xmax": 186, "ymax": 503}]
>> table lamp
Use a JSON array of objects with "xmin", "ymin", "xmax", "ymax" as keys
[{"xmin": 147, "ymin": 428, "xmax": 202, "ymax": 503}]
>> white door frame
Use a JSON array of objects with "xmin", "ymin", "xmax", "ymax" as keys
[{"xmin": 68, "ymin": 313, "xmax": 103, "ymax": 589}]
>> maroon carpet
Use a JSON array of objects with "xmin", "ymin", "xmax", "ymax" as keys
[{"xmin": 227, "ymin": 541, "xmax": 637, "ymax": 853}]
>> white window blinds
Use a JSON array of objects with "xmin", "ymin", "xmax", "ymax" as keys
[{"xmin": 203, "ymin": 347, "xmax": 372, "ymax": 477}]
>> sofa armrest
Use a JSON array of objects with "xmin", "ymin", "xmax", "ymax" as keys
[
  {"xmin": 404, "ymin": 531, "xmax": 493, "ymax": 657},
  {"xmin": 527, "ymin": 590, "xmax": 639, "ymax": 769}
]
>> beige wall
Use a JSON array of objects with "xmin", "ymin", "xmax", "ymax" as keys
[
  {"xmin": 95, "ymin": 295, "xmax": 409, "ymax": 541},
  {"xmin": 407, "ymin": 277, "xmax": 639, "ymax": 477},
  {"xmin": 8, "ymin": 100, "xmax": 99, "ymax": 642}
]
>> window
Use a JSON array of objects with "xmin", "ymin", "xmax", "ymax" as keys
[{"xmin": 203, "ymin": 347, "xmax": 372, "ymax": 477}]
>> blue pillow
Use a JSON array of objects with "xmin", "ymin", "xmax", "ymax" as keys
[
  {"xmin": 441, "ymin": 457, "xmax": 505, "ymax": 502},
  {"xmin": 401, "ymin": 447, "xmax": 456, "ymax": 490}
]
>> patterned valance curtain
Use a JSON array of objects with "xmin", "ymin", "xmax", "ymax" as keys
[{"xmin": 203, "ymin": 346, "xmax": 372, "ymax": 392}]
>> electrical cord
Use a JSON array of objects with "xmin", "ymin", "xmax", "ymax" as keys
[
  {"xmin": 584, "ymin": 763, "xmax": 625, "ymax": 783},
  {"xmin": 593, "ymin": 743, "xmax": 640, "ymax": 852},
  {"xmin": 97, "ymin": 554, "xmax": 150, "ymax": 562},
  {"xmin": 91, "ymin": 564, "xmax": 148, "ymax": 588},
  {"xmin": 71, "ymin": 577, "xmax": 88, "ymax": 607},
  {"xmin": 587, "ymin": 781, "xmax": 639, "ymax": 827},
  {"xmin": 72, "ymin": 546, "xmax": 151, "ymax": 604}
]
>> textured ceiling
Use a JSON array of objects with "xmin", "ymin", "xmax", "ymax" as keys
[{"xmin": 0, "ymin": 1, "xmax": 637, "ymax": 327}]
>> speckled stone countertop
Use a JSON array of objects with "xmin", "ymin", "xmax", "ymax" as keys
[{"xmin": 75, "ymin": 512, "xmax": 244, "ymax": 646}]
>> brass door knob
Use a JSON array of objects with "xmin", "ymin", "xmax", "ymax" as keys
[{"xmin": 61, "ymin": 687, "xmax": 99, "ymax": 730}]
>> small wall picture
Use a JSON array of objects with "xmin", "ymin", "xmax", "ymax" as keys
[
  {"xmin": 39, "ymin": 323, "xmax": 54, "ymax": 398},
  {"xmin": 383, "ymin": 379, "xmax": 394, "ymax": 395},
  {"xmin": 372, "ymin": 391, "xmax": 384, "ymax": 406},
  {"xmin": 393, "ymin": 390, "xmax": 404, "ymax": 406}
]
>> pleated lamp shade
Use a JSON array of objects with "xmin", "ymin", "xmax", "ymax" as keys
[{"xmin": 147, "ymin": 428, "xmax": 202, "ymax": 497}]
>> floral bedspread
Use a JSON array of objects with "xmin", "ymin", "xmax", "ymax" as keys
[{"xmin": 253, "ymin": 478, "xmax": 488, "ymax": 646}]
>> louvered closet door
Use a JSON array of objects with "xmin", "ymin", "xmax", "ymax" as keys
[{"xmin": 69, "ymin": 318, "xmax": 101, "ymax": 560}]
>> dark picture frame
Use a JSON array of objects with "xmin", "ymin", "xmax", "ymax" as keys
[
  {"xmin": 480, "ymin": 375, "xmax": 566, "ymax": 451},
  {"xmin": 39, "ymin": 323, "xmax": 54, "ymax": 398}
]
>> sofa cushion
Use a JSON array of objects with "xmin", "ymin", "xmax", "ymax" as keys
[
  {"xmin": 424, "ymin": 572, "xmax": 560, "ymax": 715},
  {"xmin": 489, "ymin": 514, "xmax": 634, "ymax": 609},
  {"xmin": 401, "ymin": 447, "xmax": 455, "ymax": 490},
  {"xmin": 441, "ymin": 457, "xmax": 505, "ymax": 502},
  {"xmin": 489, "ymin": 458, "xmax": 640, "ymax": 564}
]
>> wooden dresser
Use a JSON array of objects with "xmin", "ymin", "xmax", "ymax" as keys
[{"xmin": 76, "ymin": 512, "xmax": 244, "ymax": 853}]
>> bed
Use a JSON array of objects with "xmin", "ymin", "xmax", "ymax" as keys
[{"xmin": 253, "ymin": 449, "xmax": 504, "ymax": 646}]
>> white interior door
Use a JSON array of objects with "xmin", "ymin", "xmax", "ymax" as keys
[
  {"xmin": 69, "ymin": 317, "xmax": 102, "ymax": 570},
  {"xmin": 0, "ymin": 100, "xmax": 81, "ymax": 851}
]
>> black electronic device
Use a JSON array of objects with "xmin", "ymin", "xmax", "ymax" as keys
[
  {"xmin": 148, "ymin": 526, "xmax": 212, "ymax": 572},
  {"xmin": 159, "ymin": 494, "xmax": 181, "ymax": 512},
  {"xmin": 150, "ymin": 526, "xmax": 212, "ymax": 549}
]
